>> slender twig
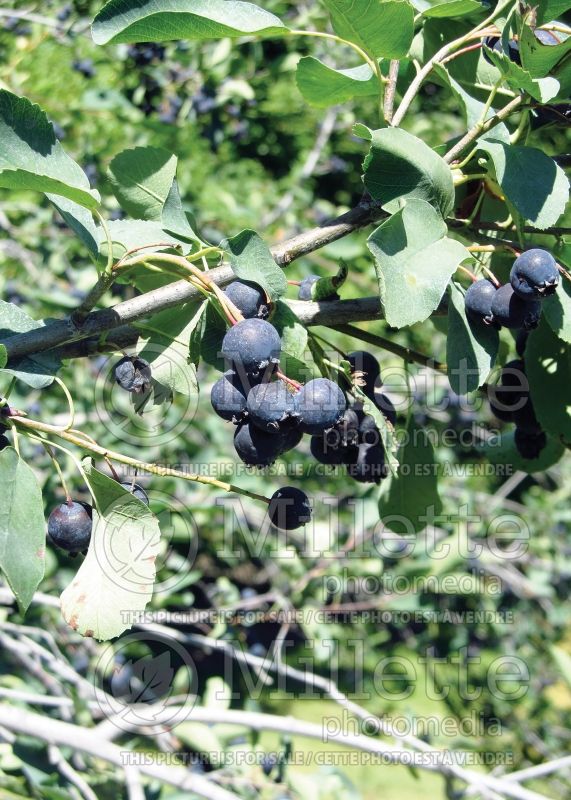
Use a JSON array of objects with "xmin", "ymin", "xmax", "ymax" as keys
[
  {"xmin": 383, "ymin": 60, "xmax": 400, "ymax": 124},
  {"xmin": 2, "ymin": 201, "xmax": 386, "ymax": 363},
  {"xmin": 391, "ymin": 0, "xmax": 512, "ymax": 128},
  {"xmin": 8, "ymin": 413, "xmax": 270, "ymax": 505},
  {"xmin": 335, "ymin": 324, "xmax": 447, "ymax": 373},
  {"xmin": 444, "ymin": 95, "xmax": 525, "ymax": 164},
  {"xmin": 0, "ymin": 704, "xmax": 239, "ymax": 800}
]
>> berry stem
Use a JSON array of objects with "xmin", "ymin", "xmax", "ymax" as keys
[
  {"xmin": 457, "ymin": 265, "xmax": 478, "ymax": 283},
  {"xmin": 42, "ymin": 443, "xmax": 71, "ymax": 502},
  {"xmin": 11, "ymin": 414, "xmax": 271, "ymax": 506},
  {"xmin": 276, "ymin": 371, "xmax": 302, "ymax": 391},
  {"xmin": 335, "ymin": 324, "xmax": 447, "ymax": 374}
]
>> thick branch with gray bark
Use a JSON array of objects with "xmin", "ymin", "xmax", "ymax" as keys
[{"xmin": 2, "ymin": 199, "xmax": 385, "ymax": 364}]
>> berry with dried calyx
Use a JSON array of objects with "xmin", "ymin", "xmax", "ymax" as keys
[{"xmin": 268, "ymin": 486, "xmax": 312, "ymax": 530}]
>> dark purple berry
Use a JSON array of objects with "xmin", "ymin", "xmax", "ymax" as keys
[
  {"xmin": 268, "ymin": 487, "xmax": 312, "ymax": 530},
  {"xmin": 490, "ymin": 284, "xmax": 541, "ymax": 330},
  {"xmin": 47, "ymin": 501, "xmax": 92, "ymax": 554},
  {"xmin": 464, "ymin": 279, "xmax": 497, "ymax": 324},
  {"xmin": 211, "ymin": 370, "xmax": 248, "ymax": 423},
  {"xmin": 246, "ymin": 381, "xmax": 296, "ymax": 434},
  {"xmin": 221, "ymin": 319, "xmax": 281, "ymax": 378},
  {"xmin": 115, "ymin": 355, "xmax": 152, "ymax": 394},
  {"xmin": 234, "ymin": 423, "xmax": 285, "ymax": 467},
  {"xmin": 294, "ymin": 378, "xmax": 347, "ymax": 434},
  {"xmin": 224, "ymin": 280, "xmax": 270, "ymax": 319},
  {"xmin": 510, "ymin": 249, "xmax": 559, "ymax": 300}
]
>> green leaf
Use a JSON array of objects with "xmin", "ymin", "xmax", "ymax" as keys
[
  {"xmin": 92, "ymin": 0, "xmax": 287, "ymax": 45},
  {"xmin": 0, "ymin": 346, "xmax": 6, "ymax": 369},
  {"xmin": 367, "ymin": 200, "xmax": 471, "ymax": 328},
  {"xmin": 137, "ymin": 303, "xmax": 203, "ymax": 396},
  {"xmin": 162, "ymin": 179, "xmax": 203, "ymax": 244},
  {"xmin": 296, "ymin": 58, "xmax": 378, "ymax": 108},
  {"xmin": 108, "ymin": 147, "xmax": 177, "ymax": 221},
  {"xmin": 527, "ymin": 316, "xmax": 571, "ymax": 443},
  {"xmin": 362, "ymin": 127, "xmax": 455, "ymax": 218},
  {"xmin": 483, "ymin": 429, "xmax": 565, "ymax": 473},
  {"xmin": 60, "ymin": 461, "xmax": 161, "ymax": 641},
  {"xmin": 225, "ymin": 229, "xmax": 286, "ymax": 302},
  {"xmin": 478, "ymin": 140, "xmax": 569, "ymax": 230},
  {"xmin": 0, "ymin": 90, "xmax": 99, "ymax": 208},
  {"xmin": 483, "ymin": 46, "xmax": 560, "ymax": 101},
  {"xmin": 447, "ymin": 282, "xmax": 498, "ymax": 393},
  {"xmin": 48, "ymin": 195, "xmax": 100, "ymax": 259},
  {"xmin": 271, "ymin": 301, "xmax": 315, "ymax": 382},
  {"xmin": 543, "ymin": 278, "xmax": 571, "ymax": 344},
  {"xmin": 102, "ymin": 219, "xmax": 188, "ymax": 267},
  {"xmin": 421, "ymin": 0, "xmax": 483, "ymax": 17},
  {"xmin": 0, "ymin": 300, "xmax": 61, "ymax": 388},
  {"xmin": 519, "ymin": 25, "xmax": 571, "ymax": 79},
  {"xmin": 536, "ymin": 0, "xmax": 571, "ymax": 26},
  {"xmin": 0, "ymin": 449, "xmax": 45, "ymax": 613},
  {"xmin": 379, "ymin": 415, "xmax": 442, "ymax": 533},
  {"xmin": 308, "ymin": 262, "xmax": 348, "ymax": 301},
  {"xmin": 351, "ymin": 380, "xmax": 399, "ymax": 475},
  {"xmin": 323, "ymin": 0, "xmax": 415, "ymax": 59},
  {"xmin": 432, "ymin": 63, "xmax": 509, "ymax": 138}
]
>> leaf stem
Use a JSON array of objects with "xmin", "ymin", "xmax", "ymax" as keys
[
  {"xmin": 10, "ymin": 414, "xmax": 271, "ymax": 505},
  {"xmin": 335, "ymin": 324, "xmax": 447, "ymax": 373}
]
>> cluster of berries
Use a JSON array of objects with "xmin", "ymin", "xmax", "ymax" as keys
[
  {"xmin": 47, "ymin": 482, "xmax": 148, "ymax": 555},
  {"xmin": 310, "ymin": 351, "xmax": 396, "ymax": 484},
  {"xmin": 464, "ymin": 249, "xmax": 560, "ymax": 331}
]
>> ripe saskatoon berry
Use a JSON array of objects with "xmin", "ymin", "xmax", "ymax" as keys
[
  {"xmin": 120, "ymin": 481, "xmax": 149, "ymax": 505},
  {"xmin": 294, "ymin": 378, "xmax": 347, "ymax": 434},
  {"xmin": 115, "ymin": 355, "xmax": 152, "ymax": 394},
  {"xmin": 47, "ymin": 501, "xmax": 92, "ymax": 554},
  {"xmin": 310, "ymin": 433, "xmax": 346, "ymax": 465},
  {"xmin": 221, "ymin": 318, "xmax": 281, "ymax": 378},
  {"xmin": 268, "ymin": 486, "xmax": 312, "ymax": 530},
  {"xmin": 246, "ymin": 381, "xmax": 296, "ymax": 434},
  {"xmin": 211, "ymin": 370, "xmax": 248, "ymax": 423},
  {"xmin": 280, "ymin": 425, "xmax": 303, "ymax": 454},
  {"xmin": 349, "ymin": 442, "xmax": 386, "ymax": 484},
  {"xmin": 510, "ymin": 249, "xmax": 559, "ymax": 299},
  {"xmin": 298, "ymin": 275, "xmax": 320, "ymax": 301},
  {"xmin": 514, "ymin": 428, "xmax": 547, "ymax": 460},
  {"xmin": 336, "ymin": 407, "xmax": 361, "ymax": 446},
  {"xmin": 490, "ymin": 284, "xmax": 541, "ymax": 330},
  {"xmin": 0, "ymin": 433, "xmax": 9, "ymax": 450},
  {"xmin": 224, "ymin": 280, "xmax": 270, "ymax": 319},
  {"xmin": 234, "ymin": 423, "xmax": 285, "ymax": 467},
  {"xmin": 464, "ymin": 279, "xmax": 497, "ymax": 325}
]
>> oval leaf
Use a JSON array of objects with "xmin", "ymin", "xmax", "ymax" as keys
[
  {"xmin": 0, "ymin": 91, "xmax": 99, "ymax": 209},
  {"xmin": 367, "ymin": 200, "xmax": 470, "ymax": 328},
  {"xmin": 92, "ymin": 0, "xmax": 287, "ymax": 45},
  {"xmin": 0, "ymin": 449, "xmax": 45, "ymax": 612},
  {"xmin": 363, "ymin": 127, "xmax": 455, "ymax": 218}
]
